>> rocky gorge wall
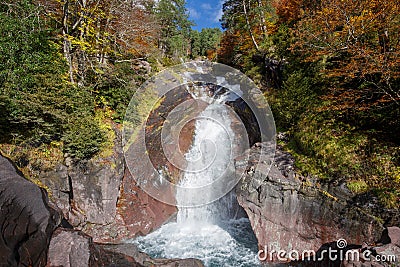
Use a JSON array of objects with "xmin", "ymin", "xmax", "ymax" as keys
[
  {"xmin": 0, "ymin": 151, "xmax": 204, "ymax": 267},
  {"xmin": 1, "ymin": 70, "xmax": 399, "ymax": 267},
  {"xmin": 0, "ymin": 154, "xmax": 61, "ymax": 266},
  {"xmin": 235, "ymin": 142, "xmax": 400, "ymax": 265},
  {"xmin": 38, "ymin": 125, "xmax": 177, "ymax": 243}
]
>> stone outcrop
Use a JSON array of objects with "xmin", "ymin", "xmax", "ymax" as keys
[
  {"xmin": 235, "ymin": 142, "xmax": 385, "ymax": 261},
  {"xmin": 0, "ymin": 154, "xmax": 61, "ymax": 267},
  {"xmin": 0, "ymin": 151, "xmax": 202, "ymax": 266},
  {"xmin": 47, "ymin": 229, "xmax": 204, "ymax": 267},
  {"xmin": 37, "ymin": 123, "xmax": 178, "ymax": 243}
]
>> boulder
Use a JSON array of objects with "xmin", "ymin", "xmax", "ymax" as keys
[
  {"xmin": 0, "ymin": 154, "xmax": 61, "ymax": 266},
  {"xmin": 47, "ymin": 229, "xmax": 143, "ymax": 267},
  {"xmin": 47, "ymin": 229, "xmax": 93, "ymax": 267},
  {"xmin": 380, "ymin": 227, "xmax": 400, "ymax": 246}
]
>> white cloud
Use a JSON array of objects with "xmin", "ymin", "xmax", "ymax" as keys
[
  {"xmin": 201, "ymin": 3, "xmax": 212, "ymax": 10},
  {"xmin": 188, "ymin": 7, "xmax": 201, "ymax": 19},
  {"xmin": 213, "ymin": 1, "xmax": 224, "ymax": 23}
]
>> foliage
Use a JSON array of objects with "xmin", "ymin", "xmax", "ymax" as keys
[
  {"xmin": 347, "ymin": 180, "xmax": 369, "ymax": 194},
  {"xmin": 286, "ymin": 113, "xmax": 399, "ymax": 207},
  {"xmin": 154, "ymin": 0, "xmax": 193, "ymax": 58},
  {"xmin": 190, "ymin": 28, "xmax": 222, "ymax": 60},
  {"xmin": 0, "ymin": 0, "xmax": 107, "ymax": 159},
  {"xmin": 0, "ymin": 142, "xmax": 64, "ymax": 179},
  {"xmin": 91, "ymin": 61, "xmax": 147, "ymax": 122},
  {"xmin": 62, "ymin": 112, "xmax": 106, "ymax": 159},
  {"xmin": 39, "ymin": 0, "xmax": 159, "ymax": 85},
  {"xmin": 0, "ymin": 0, "xmax": 67, "ymax": 144},
  {"xmin": 219, "ymin": 0, "xmax": 400, "ymax": 208},
  {"xmin": 270, "ymin": 66, "xmax": 322, "ymax": 129},
  {"xmin": 293, "ymin": 0, "xmax": 400, "ymax": 112}
]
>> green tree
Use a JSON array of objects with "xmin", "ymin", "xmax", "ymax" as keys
[
  {"xmin": 0, "ymin": 0, "xmax": 67, "ymax": 143},
  {"xmin": 190, "ymin": 28, "xmax": 222, "ymax": 59},
  {"xmin": 0, "ymin": 0, "xmax": 105, "ymax": 158},
  {"xmin": 154, "ymin": 0, "xmax": 193, "ymax": 58}
]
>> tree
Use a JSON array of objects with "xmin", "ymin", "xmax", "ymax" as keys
[
  {"xmin": 0, "ymin": 0, "xmax": 67, "ymax": 143},
  {"xmin": 0, "ymin": 0, "xmax": 106, "ymax": 158},
  {"xmin": 190, "ymin": 28, "xmax": 222, "ymax": 59},
  {"xmin": 39, "ymin": 0, "xmax": 159, "ymax": 85},
  {"xmin": 293, "ymin": 0, "xmax": 400, "ymax": 108},
  {"xmin": 154, "ymin": 0, "xmax": 193, "ymax": 58}
]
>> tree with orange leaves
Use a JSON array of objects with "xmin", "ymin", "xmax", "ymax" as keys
[{"xmin": 293, "ymin": 0, "xmax": 400, "ymax": 108}]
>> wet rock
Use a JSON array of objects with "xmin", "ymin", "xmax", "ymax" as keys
[
  {"xmin": 99, "ymin": 243, "xmax": 205, "ymax": 267},
  {"xmin": 235, "ymin": 142, "xmax": 384, "ymax": 260},
  {"xmin": 0, "ymin": 154, "xmax": 61, "ymax": 267},
  {"xmin": 47, "ymin": 229, "xmax": 204, "ymax": 267}
]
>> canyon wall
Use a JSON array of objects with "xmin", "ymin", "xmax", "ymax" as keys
[{"xmin": 235, "ymin": 142, "xmax": 400, "ymax": 264}]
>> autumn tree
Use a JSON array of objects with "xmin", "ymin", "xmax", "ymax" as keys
[
  {"xmin": 39, "ymin": 0, "xmax": 159, "ymax": 85},
  {"xmin": 293, "ymin": 0, "xmax": 400, "ymax": 109}
]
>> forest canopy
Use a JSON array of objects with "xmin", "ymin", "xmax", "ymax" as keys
[{"xmin": 218, "ymin": 0, "xmax": 399, "ymax": 207}]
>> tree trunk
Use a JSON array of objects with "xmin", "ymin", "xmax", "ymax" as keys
[
  {"xmin": 257, "ymin": 0, "xmax": 268, "ymax": 39},
  {"xmin": 62, "ymin": 0, "xmax": 74, "ymax": 84},
  {"xmin": 242, "ymin": 0, "xmax": 260, "ymax": 51}
]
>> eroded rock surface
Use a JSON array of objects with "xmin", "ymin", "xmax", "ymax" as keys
[
  {"xmin": 235, "ymin": 142, "xmax": 384, "ymax": 258},
  {"xmin": 47, "ymin": 229, "xmax": 204, "ymax": 267},
  {"xmin": 38, "ymin": 125, "xmax": 177, "ymax": 243},
  {"xmin": 0, "ymin": 154, "xmax": 61, "ymax": 267}
]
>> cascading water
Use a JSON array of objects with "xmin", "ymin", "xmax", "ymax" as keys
[
  {"xmin": 132, "ymin": 88, "xmax": 262, "ymax": 267},
  {"xmin": 177, "ymin": 102, "xmax": 239, "ymax": 224}
]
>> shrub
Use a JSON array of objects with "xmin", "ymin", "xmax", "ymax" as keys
[{"xmin": 62, "ymin": 115, "xmax": 106, "ymax": 159}]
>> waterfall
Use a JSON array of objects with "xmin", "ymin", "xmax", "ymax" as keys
[
  {"xmin": 132, "ymin": 86, "xmax": 261, "ymax": 267},
  {"xmin": 177, "ymin": 103, "xmax": 237, "ymax": 224}
]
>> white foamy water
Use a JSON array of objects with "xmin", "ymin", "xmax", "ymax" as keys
[
  {"xmin": 133, "ymin": 96, "xmax": 261, "ymax": 266},
  {"xmin": 133, "ymin": 218, "xmax": 261, "ymax": 267}
]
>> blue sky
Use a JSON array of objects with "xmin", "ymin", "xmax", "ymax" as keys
[{"xmin": 186, "ymin": 0, "xmax": 224, "ymax": 30}]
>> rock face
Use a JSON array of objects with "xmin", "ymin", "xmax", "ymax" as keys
[
  {"xmin": 39, "ymin": 126, "xmax": 177, "ymax": 242},
  {"xmin": 0, "ymin": 154, "xmax": 61, "ymax": 267},
  {"xmin": 235, "ymin": 142, "xmax": 384, "ymax": 260},
  {"xmin": 47, "ymin": 229, "xmax": 204, "ymax": 267}
]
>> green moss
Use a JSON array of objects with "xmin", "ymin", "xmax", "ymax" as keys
[
  {"xmin": 347, "ymin": 180, "xmax": 369, "ymax": 194},
  {"xmin": 277, "ymin": 113, "xmax": 400, "ymax": 208},
  {"xmin": 95, "ymin": 108, "xmax": 116, "ymax": 159}
]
